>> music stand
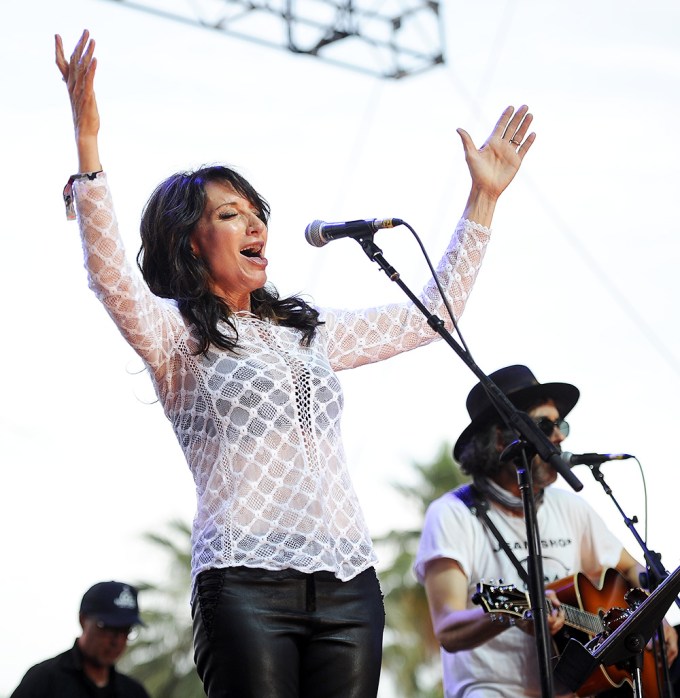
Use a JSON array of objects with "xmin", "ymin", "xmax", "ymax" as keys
[{"xmin": 554, "ymin": 564, "xmax": 680, "ymax": 696}]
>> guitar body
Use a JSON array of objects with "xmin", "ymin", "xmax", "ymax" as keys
[{"xmin": 549, "ymin": 568, "xmax": 661, "ymax": 697}]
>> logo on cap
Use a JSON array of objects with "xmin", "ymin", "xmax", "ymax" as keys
[{"xmin": 113, "ymin": 586, "xmax": 137, "ymax": 610}]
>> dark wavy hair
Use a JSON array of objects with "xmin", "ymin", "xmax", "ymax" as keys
[
  {"xmin": 136, "ymin": 165, "xmax": 322, "ymax": 355},
  {"xmin": 457, "ymin": 397, "xmax": 553, "ymax": 478},
  {"xmin": 457, "ymin": 423, "xmax": 517, "ymax": 479}
]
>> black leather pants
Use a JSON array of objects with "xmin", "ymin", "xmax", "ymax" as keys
[{"xmin": 192, "ymin": 566, "xmax": 385, "ymax": 698}]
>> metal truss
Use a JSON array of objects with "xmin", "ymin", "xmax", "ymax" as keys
[{"xmin": 104, "ymin": 0, "xmax": 445, "ymax": 79}]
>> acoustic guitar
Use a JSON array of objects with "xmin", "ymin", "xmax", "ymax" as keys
[{"xmin": 473, "ymin": 568, "xmax": 664, "ymax": 697}]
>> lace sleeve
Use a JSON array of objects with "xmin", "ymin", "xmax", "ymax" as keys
[
  {"xmin": 73, "ymin": 173, "xmax": 181, "ymax": 375},
  {"xmin": 321, "ymin": 218, "xmax": 491, "ymax": 371}
]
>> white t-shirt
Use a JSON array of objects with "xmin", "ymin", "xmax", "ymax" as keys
[{"xmin": 414, "ymin": 487, "xmax": 623, "ymax": 698}]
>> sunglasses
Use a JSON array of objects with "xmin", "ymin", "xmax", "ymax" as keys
[
  {"xmin": 535, "ymin": 417, "xmax": 569, "ymax": 438},
  {"xmin": 95, "ymin": 620, "xmax": 139, "ymax": 641}
]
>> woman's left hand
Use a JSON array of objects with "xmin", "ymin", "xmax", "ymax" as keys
[
  {"xmin": 458, "ymin": 105, "xmax": 535, "ymax": 226},
  {"xmin": 458, "ymin": 104, "xmax": 535, "ymax": 201}
]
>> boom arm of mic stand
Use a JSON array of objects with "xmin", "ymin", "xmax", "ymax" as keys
[
  {"xmin": 584, "ymin": 466, "xmax": 680, "ymax": 609},
  {"xmin": 354, "ymin": 235, "xmax": 584, "ymax": 492}
]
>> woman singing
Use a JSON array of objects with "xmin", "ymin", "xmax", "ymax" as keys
[{"xmin": 55, "ymin": 29, "xmax": 535, "ymax": 698}]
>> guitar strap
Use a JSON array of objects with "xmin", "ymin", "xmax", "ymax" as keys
[{"xmin": 453, "ymin": 484, "xmax": 530, "ymax": 587}]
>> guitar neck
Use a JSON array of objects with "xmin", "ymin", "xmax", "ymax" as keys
[
  {"xmin": 474, "ymin": 578, "xmax": 614, "ymax": 639},
  {"xmin": 560, "ymin": 602, "xmax": 605, "ymax": 636}
]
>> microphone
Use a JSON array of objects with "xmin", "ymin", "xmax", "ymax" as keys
[
  {"xmin": 305, "ymin": 218, "xmax": 404, "ymax": 248},
  {"xmin": 561, "ymin": 451, "xmax": 634, "ymax": 467}
]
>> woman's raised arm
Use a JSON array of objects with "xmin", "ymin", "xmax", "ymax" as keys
[{"xmin": 55, "ymin": 30, "xmax": 102, "ymax": 173}]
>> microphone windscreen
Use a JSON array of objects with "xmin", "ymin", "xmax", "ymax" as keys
[{"xmin": 305, "ymin": 220, "xmax": 326, "ymax": 248}]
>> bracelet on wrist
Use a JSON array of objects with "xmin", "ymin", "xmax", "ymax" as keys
[{"xmin": 63, "ymin": 170, "xmax": 103, "ymax": 220}]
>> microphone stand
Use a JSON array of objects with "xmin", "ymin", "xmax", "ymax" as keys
[
  {"xmin": 353, "ymin": 234, "xmax": 584, "ymax": 698},
  {"xmin": 582, "ymin": 463, "xmax": 678, "ymax": 696}
]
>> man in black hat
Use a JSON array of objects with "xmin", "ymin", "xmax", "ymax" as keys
[
  {"xmin": 11, "ymin": 581, "xmax": 149, "ymax": 697},
  {"xmin": 414, "ymin": 365, "xmax": 677, "ymax": 698}
]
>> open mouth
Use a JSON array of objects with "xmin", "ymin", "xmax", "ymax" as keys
[{"xmin": 240, "ymin": 242, "xmax": 264, "ymax": 259}]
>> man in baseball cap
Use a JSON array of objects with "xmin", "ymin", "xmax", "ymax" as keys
[{"xmin": 11, "ymin": 581, "xmax": 149, "ymax": 697}]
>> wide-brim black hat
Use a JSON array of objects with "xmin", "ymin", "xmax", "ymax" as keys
[{"xmin": 453, "ymin": 365, "xmax": 580, "ymax": 461}]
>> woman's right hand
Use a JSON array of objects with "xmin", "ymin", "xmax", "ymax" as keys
[{"xmin": 55, "ymin": 30, "xmax": 102, "ymax": 173}]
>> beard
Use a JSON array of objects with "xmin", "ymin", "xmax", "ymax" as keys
[{"xmin": 530, "ymin": 456, "xmax": 558, "ymax": 490}]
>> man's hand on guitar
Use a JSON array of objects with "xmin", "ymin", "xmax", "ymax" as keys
[
  {"xmin": 515, "ymin": 589, "xmax": 566, "ymax": 637},
  {"xmin": 661, "ymin": 620, "xmax": 678, "ymax": 665}
]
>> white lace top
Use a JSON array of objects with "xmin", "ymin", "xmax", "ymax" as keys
[{"xmin": 73, "ymin": 173, "xmax": 491, "ymax": 586}]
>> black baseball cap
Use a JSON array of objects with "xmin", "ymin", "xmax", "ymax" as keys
[{"xmin": 79, "ymin": 581, "xmax": 144, "ymax": 627}]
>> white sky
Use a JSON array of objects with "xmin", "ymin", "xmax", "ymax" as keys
[{"xmin": 2, "ymin": 0, "xmax": 680, "ymax": 695}]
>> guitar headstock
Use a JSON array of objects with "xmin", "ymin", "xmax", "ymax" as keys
[{"xmin": 473, "ymin": 580, "xmax": 532, "ymax": 620}]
